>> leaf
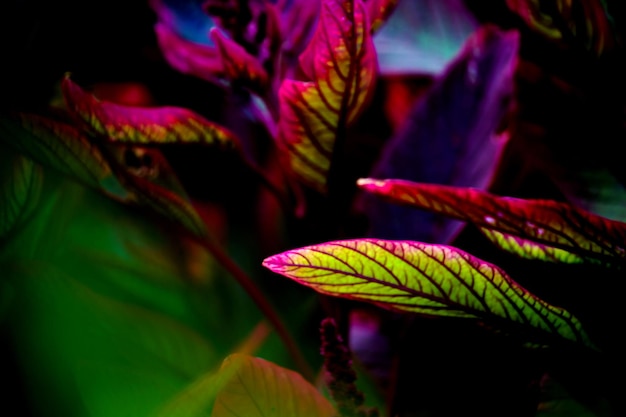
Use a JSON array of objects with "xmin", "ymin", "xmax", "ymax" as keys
[
  {"xmin": 277, "ymin": 0, "xmax": 377, "ymax": 192},
  {"xmin": 119, "ymin": 172, "xmax": 208, "ymax": 238},
  {"xmin": 209, "ymin": 28, "xmax": 269, "ymax": 93},
  {"xmin": 61, "ymin": 75, "xmax": 238, "ymax": 149},
  {"xmin": 0, "ymin": 148, "xmax": 43, "ymax": 238},
  {"xmin": 262, "ymin": 238, "xmax": 595, "ymax": 349},
  {"xmin": 211, "ymin": 353, "xmax": 336, "ymax": 417},
  {"xmin": 153, "ymin": 21, "xmax": 224, "ymax": 84},
  {"xmin": 357, "ymin": 179, "xmax": 626, "ymax": 265},
  {"xmin": 505, "ymin": 0, "xmax": 616, "ymax": 54},
  {"xmin": 359, "ymin": 25, "xmax": 518, "ymax": 242},
  {"xmin": 0, "ymin": 113, "xmax": 130, "ymax": 200}
]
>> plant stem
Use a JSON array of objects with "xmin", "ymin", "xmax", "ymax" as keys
[{"xmin": 197, "ymin": 235, "xmax": 316, "ymax": 382}]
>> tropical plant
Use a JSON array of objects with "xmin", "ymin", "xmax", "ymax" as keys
[{"xmin": 1, "ymin": 0, "xmax": 624, "ymax": 416}]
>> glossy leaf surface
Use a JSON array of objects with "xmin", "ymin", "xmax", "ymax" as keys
[
  {"xmin": 211, "ymin": 353, "xmax": 336, "ymax": 417},
  {"xmin": 358, "ymin": 179, "xmax": 626, "ymax": 265},
  {"xmin": 360, "ymin": 25, "xmax": 517, "ymax": 242},
  {"xmin": 263, "ymin": 239, "xmax": 594, "ymax": 348},
  {"xmin": 62, "ymin": 76, "xmax": 238, "ymax": 149},
  {"xmin": 277, "ymin": 0, "xmax": 377, "ymax": 192}
]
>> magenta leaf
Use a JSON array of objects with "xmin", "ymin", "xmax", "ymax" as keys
[
  {"xmin": 263, "ymin": 238, "xmax": 595, "ymax": 349},
  {"xmin": 277, "ymin": 0, "xmax": 377, "ymax": 192},
  {"xmin": 209, "ymin": 28, "xmax": 269, "ymax": 93},
  {"xmin": 61, "ymin": 75, "xmax": 238, "ymax": 149},
  {"xmin": 358, "ymin": 178, "xmax": 626, "ymax": 265}
]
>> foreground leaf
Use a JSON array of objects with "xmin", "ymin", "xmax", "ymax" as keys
[
  {"xmin": 263, "ymin": 239, "xmax": 595, "ymax": 349},
  {"xmin": 211, "ymin": 353, "xmax": 336, "ymax": 417},
  {"xmin": 358, "ymin": 179, "xmax": 626, "ymax": 265},
  {"xmin": 62, "ymin": 76, "xmax": 238, "ymax": 149},
  {"xmin": 277, "ymin": 0, "xmax": 377, "ymax": 192}
]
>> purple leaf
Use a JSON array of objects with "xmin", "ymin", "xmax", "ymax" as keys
[{"xmin": 358, "ymin": 25, "xmax": 518, "ymax": 243}]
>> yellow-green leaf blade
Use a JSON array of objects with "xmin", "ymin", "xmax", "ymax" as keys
[
  {"xmin": 263, "ymin": 239, "xmax": 595, "ymax": 349},
  {"xmin": 211, "ymin": 353, "xmax": 336, "ymax": 417},
  {"xmin": 277, "ymin": 0, "xmax": 377, "ymax": 192},
  {"xmin": 357, "ymin": 178, "xmax": 626, "ymax": 265},
  {"xmin": 61, "ymin": 75, "xmax": 238, "ymax": 148}
]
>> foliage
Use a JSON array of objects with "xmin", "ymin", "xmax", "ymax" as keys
[{"xmin": 1, "ymin": 0, "xmax": 624, "ymax": 416}]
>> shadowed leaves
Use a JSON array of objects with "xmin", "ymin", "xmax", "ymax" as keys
[{"xmin": 358, "ymin": 179, "xmax": 626, "ymax": 266}]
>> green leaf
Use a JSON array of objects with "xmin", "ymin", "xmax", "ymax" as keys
[
  {"xmin": 263, "ymin": 238, "xmax": 595, "ymax": 349},
  {"xmin": 277, "ymin": 0, "xmax": 377, "ymax": 192},
  {"xmin": 357, "ymin": 178, "xmax": 626, "ymax": 265},
  {"xmin": 211, "ymin": 353, "xmax": 336, "ymax": 417},
  {"xmin": 61, "ymin": 75, "xmax": 238, "ymax": 148},
  {"xmin": 0, "ymin": 148, "xmax": 43, "ymax": 238},
  {"xmin": 0, "ymin": 113, "xmax": 130, "ymax": 200}
]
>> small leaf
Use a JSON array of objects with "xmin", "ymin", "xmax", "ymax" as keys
[
  {"xmin": 263, "ymin": 238, "xmax": 595, "ymax": 349},
  {"xmin": 209, "ymin": 28, "xmax": 269, "ymax": 93},
  {"xmin": 211, "ymin": 353, "xmax": 336, "ymax": 417},
  {"xmin": 62, "ymin": 75, "xmax": 238, "ymax": 149},
  {"xmin": 277, "ymin": 0, "xmax": 377, "ymax": 192},
  {"xmin": 357, "ymin": 179, "xmax": 626, "ymax": 265},
  {"xmin": 0, "ymin": 113, "xmax": 129, "ymax": 200}
]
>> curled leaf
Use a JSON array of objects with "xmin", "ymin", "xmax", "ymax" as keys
[
  {"xmin": 263, "ymin": 238, "xmax": 595, "ymax": 349},
  {"xmin": 357, "ymin": 179, "xmax": 626, "ymax": 265},
  {"xmin": 61, "ymin": 75, "xmax": 238, "ymax": 149},
  {"xmin": 277, "ymin": 0, "xmax": 377, "ymax": 192}
]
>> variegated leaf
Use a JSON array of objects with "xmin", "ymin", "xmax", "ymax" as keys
[
  {"xmin": 277, "ymin": 0, "xmax": 377, "ymax": 192},
  {"xmin": 263, "ymin": 238, "xmax": 595, "ymax": 348},
  {"xmin": 62, "ymin": 75, "xmax": 238, "ymax": 149},
  {"xmin": 357, "ymin": 179, "xmax": 626, "ymax": 265}
]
